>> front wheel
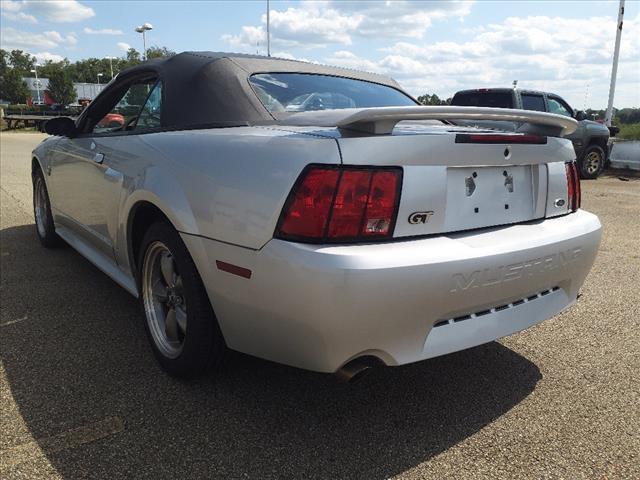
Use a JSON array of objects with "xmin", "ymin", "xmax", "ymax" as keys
[
  {"xmin": 32, "ymin": 169, "xmax": 64, "ymax": 248},
  {"xmin": 139, "ymin": 222, "xmax": 226, "ymax": 378},
  {"xmin": 579, "ymin": 144, "xmax": 606, "ymax": 179}
]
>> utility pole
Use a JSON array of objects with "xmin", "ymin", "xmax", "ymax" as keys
[
  {"xmin": 266, "ymin": 0, "xmax": 271, "ymax": 57},
  {"xmin": 106, "ymin": 56, "xmax": 114, "ymax": 79},
  {"xmin": 583, "ymin": 83, "xmax": 590, "ymax": 111},
  {"xmin": 605, "ymin": 0, "xmax": 625, "ymax": 126}
]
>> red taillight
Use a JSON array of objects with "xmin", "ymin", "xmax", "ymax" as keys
[
  {"xmin": 278, "ymin": 168, "xmax": 340, "ymax": 239},
  {"xmin": 565, "ymin": 162, "xmax": 581, "ymax": 212},
  {"xmin": 327, "ymin": 170, "xmax": 372, "ymax": 238},
  {"xmin": 362, "ymin": 170, "xmax": 400, "ymax": 236},
  {"xmin": 276, "ymin": 165, "xmax": 402, "ymax": 243}
]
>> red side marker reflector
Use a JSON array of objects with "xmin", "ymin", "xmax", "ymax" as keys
[{"xmin": 216, "ymin": 260, "xmax": 252, "ymax": 279}]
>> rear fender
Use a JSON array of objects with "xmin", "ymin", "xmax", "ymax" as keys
[{"xmin": 118, "ymin": 173, "xmax": 197, "ymax": 279}]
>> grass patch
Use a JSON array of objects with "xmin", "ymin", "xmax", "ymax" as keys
[{"xmin": 616, "ymin": 123, "xmax": 640, "ymax": 140}]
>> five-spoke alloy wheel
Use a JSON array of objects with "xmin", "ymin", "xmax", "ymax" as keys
[
  {"xmin": 142, "ymin": 242, "xmax": 188, "ymax": 359},
  {"xmin": 139, "ymin": 221, "xmax": 225, "ymax": 377}
]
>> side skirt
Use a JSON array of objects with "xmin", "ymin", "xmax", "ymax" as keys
[{"xmin": 55, "ymin": 225, "xmax": 139, "ymax": 298}]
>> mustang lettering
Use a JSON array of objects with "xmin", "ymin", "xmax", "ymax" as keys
[{"xmin": 450, "ymin": 247, "xmax": 584, "ymax": 292}]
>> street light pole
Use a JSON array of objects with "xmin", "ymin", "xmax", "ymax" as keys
[
  {"xmin": 266, "ymin": 0, "xmax": 271, "ymax": 57},
  {"xmin": 30, "ymin": 66, "xmax": 41, "ymax": 104},
  {"xmin": 135, "ymin": 23, "xmax": 154, "ymax": 60},
  {"xmin": 142, "ymin": 30, "xmax": 147, "ymax": 58},
  {"xmin": 605, "ymin": 0, "xmax": 625, "ymax": 127}
]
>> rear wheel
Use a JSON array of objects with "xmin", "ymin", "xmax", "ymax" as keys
[
  {"xmin": 139, "ymin": 222, "xmax": 225, "ymax": 378},
  {"xmin": 32, "ymin": 168, "xmax": 64, "ymax": 248},
  {"xmin": 579, "ymin": 144, "xmax": 605, "ymax": 179}
]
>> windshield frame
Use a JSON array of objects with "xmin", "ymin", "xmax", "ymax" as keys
[{"xmin": 247, "ymin": 72, "xmax": 418, "ymax": 118}]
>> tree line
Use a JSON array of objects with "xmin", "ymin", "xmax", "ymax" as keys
[
  {"xmin": 416, "ymin": 93, "xmax": 452, "ymax": 105},
  {"xmin": 416, "ymin": 93, "xmax": 638, "ymax": 125},
  {"xmin": 0, "ymin": 46, "xmax": 175, "ymax": 106}
]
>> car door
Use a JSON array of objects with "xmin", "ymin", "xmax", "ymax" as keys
[
  {"xmin": 48, "ymin": 75, "xmax": 160, "ymax": 261},
  {"xmin": 546, "ymin": 95, "xmax": 584, "ymax": 155}
]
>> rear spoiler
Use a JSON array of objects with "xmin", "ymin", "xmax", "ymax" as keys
[{"xmin": 280, "ymin": 106, "xmax": 578, "ymax": 137}]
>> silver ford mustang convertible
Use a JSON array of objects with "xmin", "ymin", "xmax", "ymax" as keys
[{"xmin": 33, "ymin": 52, "xmax": 602, "ymax": 379}]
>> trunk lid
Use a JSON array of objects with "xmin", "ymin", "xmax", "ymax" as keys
[{"xmin": 276, "ymin": 107, "xmax": 577, "ymax": 238}]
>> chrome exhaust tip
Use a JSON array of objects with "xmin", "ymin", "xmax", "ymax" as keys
[{"xmin": 335, "ymin": 356, "xmax": 381, "ymax": 384}]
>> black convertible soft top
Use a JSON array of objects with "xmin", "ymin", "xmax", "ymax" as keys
[{"xmin": 111, "ymin": 51, "xmax": 411, "ymax": 129}]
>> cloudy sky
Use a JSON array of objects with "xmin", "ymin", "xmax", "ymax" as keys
[{"xmin": 1, "ymin": 0, "xmax": 639, "ymax": 109}]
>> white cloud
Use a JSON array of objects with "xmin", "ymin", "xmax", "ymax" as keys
[
  {"xmin": 117, "ymin": 42, "xmax": 131, "ymax": 52},
  {"xmin": 222, "ymin": 26, "xmax": 266, "ymax": 50},
  {"xmin": 271, "ymin": 51, "xmax": 315, "ymax": 63},
  {"xmin": 0, "ymin": 0, "xmax": 94, "ymax": 24},
  {"xmin": 84, "ymin": 27, "xmax": 123, "ymax": 35},
  {"xmin": 222, "ymin": 0, "xmax": 474, "ymax": 51},
  {"xmin": 33, "ymin": 51, "xmax": 64, "ymax": 62},
  {"xmin": 326, "ymin": 50, "xmax": 380, "ymax": 72},
  {"xmin": 327, "ymin": 14, "xmax": 640, "ymax": 109},
  {"xmin": 333, "ymin": 0, "xmax": 473, "ymax": 39},
  {"xmin": 2, "ymin": 1, "xmax": 22, "ymax": 12},
  {"xmin": 1, "ymin": 27, "xmax": 77, "ymax": 51},
  {"xmin": 2, "ymin": 10, "xmax": 38, "ymax": 23}
]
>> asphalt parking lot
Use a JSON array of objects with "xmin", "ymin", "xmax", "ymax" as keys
[{"xmin": 1, "ymin": 132, "xmax": 639, "ymax": 479}]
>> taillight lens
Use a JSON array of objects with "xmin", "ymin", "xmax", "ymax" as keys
[
  {"xmin": 278, "ymin": 168, "xmax": 340, "ymax": 239},
  {"xmin": 276, "ymin": 165, "xmax": 402, "ymax": 243},
  {"xmin": 565, "ymin": 162, "xmax": 581, "ymax": 212}
]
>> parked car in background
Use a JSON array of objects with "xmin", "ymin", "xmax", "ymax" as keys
[
  {"xmin": 451, "ymin": 88, "xmax": 611, "ymax": 179},
  {"xmin": 96, "ymin": 112, "xmax": 125, "ymax": 129},
  {"xmin": 33, "ymin": 52, "xmax": 601, "ymax": 380}
]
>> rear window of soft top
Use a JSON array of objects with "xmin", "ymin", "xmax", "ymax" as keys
[{"xmin": 249, "ymin": 73, "xmax": 417, "ymax": 114}]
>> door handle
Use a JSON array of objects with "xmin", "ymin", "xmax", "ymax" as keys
[{"xmin": 93, "ymin": 153, "xmax": 105, "ymax": 164}]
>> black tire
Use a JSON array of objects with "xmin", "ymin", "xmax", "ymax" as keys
[
  {"xmin": 138, "ymin": 221, "xmax": 226, "ymax": 378},
  {"xmin": 32, "ymin": 168, "xmax": 64, "ymax": 248},
  {"xmin": 578, "ymin": 144, "xmax": 606, "ymax": 179}
]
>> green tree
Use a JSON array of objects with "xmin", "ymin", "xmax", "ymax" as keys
[
  {"xmin": 125, "ymin": 82, "xmax": 151, "ymax": 109},
  {"xmin": 126, "ymin": 48, "xmax": 142, "ymax": 65},
  {"xmin": 38, "ymin": 58, "xmax": 71, "ymax": 79},
  {"xmin": 0, "ymin": 50, "xmax": 8, "ymax": 76},
  {"xmin": 0, "ymin": 49, "xmax": 31, "ymax": 103},
  {"xmin": 146, "ymin": 46, "xmax": 176, "ymax": 60},
  {"xmin": 7, "ymin": 49, "xmax": 35, "ymax": 75},
  {"xmin": 417, "ymin": 93, "xmax": 450, "ymax": 106},
  {"xmin": 615, "ymin": 108, "xmax": 640, "ymax": 124},
  {"xmin": 0, "ymin": 68, "xmax": 30, "ymax": 103},
  {"xmin": 47, "ymin": 68, "xmax": 76, "ymax": 105}
]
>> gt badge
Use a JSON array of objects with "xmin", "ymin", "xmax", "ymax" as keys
[{"xmin": 408, "ymin": 211, "xmax": 434, "ymax": 224}]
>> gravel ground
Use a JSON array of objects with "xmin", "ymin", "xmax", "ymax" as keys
[{"xmin": 1, "ymin": 132, "xmax": 639, "ymax": 479}]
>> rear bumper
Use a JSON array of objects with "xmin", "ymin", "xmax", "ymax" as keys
[{"xmin": 183, "ymin": 210, "xmax": 601, "ymax": 373}]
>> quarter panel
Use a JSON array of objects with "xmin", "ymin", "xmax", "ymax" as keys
[{"xmin": 130, "ymin": 127, "xmax": 341, "ymax": 250}]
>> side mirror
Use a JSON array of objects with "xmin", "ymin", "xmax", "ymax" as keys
[
  {"xmin": 574, "ymin": 110, "xmax": 587, "ymax": 121},
  {"xmin": 44, "ymin": 117, "xmax": 77, "ymax": 137}
]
